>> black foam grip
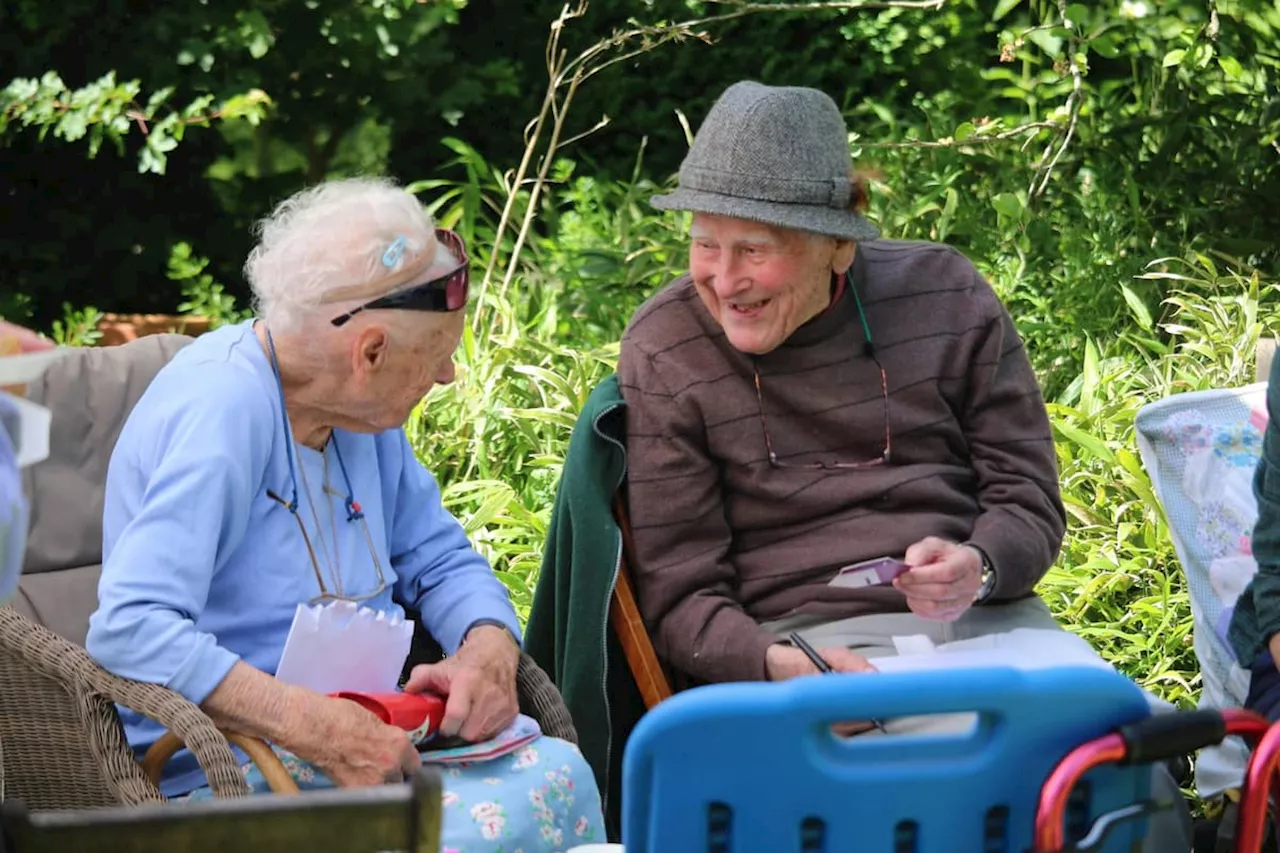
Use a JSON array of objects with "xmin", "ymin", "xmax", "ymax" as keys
[{"xmin": 1116, "ymin": 709, "xmax": 1227, "ymax": 765}]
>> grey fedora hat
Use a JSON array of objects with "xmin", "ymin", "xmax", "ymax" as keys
[{"xmin": 652, "ymin": 80, "xmax": 880, "ymax": 242}]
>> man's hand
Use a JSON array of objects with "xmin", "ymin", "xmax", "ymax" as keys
[
  {"xmin": 764, "ymin": 644, "xmax": 878, "ymax": 736},
  {"xmin": 1268, "ymin": 633, "xmax": 1280, "ymax": 673},
  {"xmin": 403, "ymin": 624, "xmax": 520, "ymax": 742},
  {"xmin": 764, "ymin": 642, "xmax": 875, "ymax": 681},
  {"xmin": 894, "ymin": 536, "xmax": 984, "ymax": 621}
]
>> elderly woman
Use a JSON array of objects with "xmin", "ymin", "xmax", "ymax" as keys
[
  {"xmin": 618, "ymin": 80, "xmax": 1190, "ymax": 850},
  {"xmin": 85, "ymin": 178, "xmax": 604, "ymax": 851},
  {"xmin": 1, "ymin": 321, "xmax": 55, "ymax": 604}
]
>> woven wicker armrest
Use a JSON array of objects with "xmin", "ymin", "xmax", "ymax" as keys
[
  {"xmin": 0, "ymin": 607, "xmax": 250, "ymax": 801},
  {"xmin": 517, "ymin": 652, "xmax": 578, "ymax": 744}
]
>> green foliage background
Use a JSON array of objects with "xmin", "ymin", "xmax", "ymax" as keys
[{"xmin": 5, "ymin": 0, "xmax": 1280, "ymax": 725}]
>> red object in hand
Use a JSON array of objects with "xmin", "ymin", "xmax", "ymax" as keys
[{"xmin": 330, "ymin": 691, "xmax": 447, "ymax": 744}]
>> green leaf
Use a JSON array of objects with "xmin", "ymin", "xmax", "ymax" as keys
[
  {"xmin": 1120, "ymin": 284, "xmax": 1153, "ymax": 330},
  {"xmin": 1065, "ymin": 4, "xmax": 1090, "ymax": 28},
  {"xmin": 236, "ymin": 9, "xmax": 275, "ymax": 60},
  {"xmin": 1054, "ymin": 419, "xmax": 1116, "ymax": 464},
  {"xmin": 1027, "ymin": 28, "xmax": 1064, "ymax": 57},
  {"xmin": 1090, "ymin": 33, "xmax": 1120, "ymax": 59},
  {"xmin": 954, "ymin": 121, "xmax": 976, "ymax": 141},
  {"xmin": 993, "ymin": 0, "xmax": 1022, "ymax": 21},
  {"xmin": 991, "ymin": 192, "xmax": 1023, "ymax": 219},
  {"xmin": 1218, "ymin": 56, "xmax": 1245, "ymax": 79},
  {"xmin": 1162, "ymin": 49, "xmax": 1186, "ymax": 68},
  {"xmin": 1080, "ymin": 338, "xmax": 1099, "ymax": 415}
]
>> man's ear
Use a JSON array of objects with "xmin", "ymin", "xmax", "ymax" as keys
[
  {"xmin": 353, "ymin": 324, "xmax": 392, "ymax": 376},
  {"xmin": 831, "ymin": 239, "xmax": 857, "ymax": 274}
]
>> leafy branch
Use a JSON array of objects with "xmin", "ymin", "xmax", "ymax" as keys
[{"xmin": 0, "ymin": 71, "xmax": 272, "ymax": 175}]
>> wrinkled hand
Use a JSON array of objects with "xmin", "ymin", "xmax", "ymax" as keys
[
  {"xmin": 295, "ymin": 694, "xmax": 420, "ymax": 788},
  {"xmin": 894, "ymin": 536, "xmax": 984, "ymax": 622},
  {"xmin": 0, "ymin": 321, "xmax": 54, "ymax": 354},
  {"xmin": 764, "ymin": 644, "xmax": 879, "ymax": 736},
  {"xmin": 403, "ymin": 625, "xmax": 519, "ymax": 742},
  {"xmin": 764, "ymin": 643, "xmax": 876, "ymax": 681}
]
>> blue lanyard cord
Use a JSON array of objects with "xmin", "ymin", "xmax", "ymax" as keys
[
  {"xmin": 330, "ymin": 439, "xmax": 363, "ymax": 521},
  {"xmin": 264, "ymin": 325, "xmax": 363, "ymax": 522}
]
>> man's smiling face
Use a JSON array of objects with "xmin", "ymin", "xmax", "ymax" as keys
[{"xmin": 688, "ymin": 213, "xmax": 852, "ymax": 354}]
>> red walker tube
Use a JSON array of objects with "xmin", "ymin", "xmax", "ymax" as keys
[{"xmin": 1032, "ymin": 708, "xmax": 1272, "ymax": 853}]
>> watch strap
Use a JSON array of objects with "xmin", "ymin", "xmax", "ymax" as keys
[{"xmin": 963, "ymin": 543, "xmax": 996, "ymax": 603}]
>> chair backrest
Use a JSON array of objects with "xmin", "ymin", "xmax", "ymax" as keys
[
  {"xmin": 1, "ymin": 766, "xmax": 442, "ymax": 853},
  {"xmin": 622, "ymin": 665, "xmax": 1154, "ymax": 853},
  {"xmin": 1134, "ymin": 365, "xmax": 1271, "ymax": 798},
  {"xmin": 12, "ymin": 334, "xmax": 191, "ymax": 645}
]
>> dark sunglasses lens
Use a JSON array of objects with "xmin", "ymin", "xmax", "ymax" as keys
[{"xmin": 447, "ymin": 270, "xmax": 468, "ymax": 311}]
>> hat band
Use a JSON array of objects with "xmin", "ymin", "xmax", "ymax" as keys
[{"xmin": 678, "ymin": 164, "xmax": 852, "ymax": 210}]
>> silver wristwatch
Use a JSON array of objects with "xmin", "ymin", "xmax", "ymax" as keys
[{"xmin": 965, "ymin": 544, "xmax": 996, "ymax": 603}]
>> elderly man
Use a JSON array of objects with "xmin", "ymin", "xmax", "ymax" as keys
[
  {"xmin": 0, "ymin": 320, "xmax": 55, "ymax": 604},
  {"xmin": 85, "ymin": 177, "xmax": 603, "ymax": 851},
  {"xmin": 617, "ymin": 80, "xmax": 1190, "ymax": 850}
]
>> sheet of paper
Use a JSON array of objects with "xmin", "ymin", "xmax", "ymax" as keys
[
  {"xmin": 0, "ymin": 393, "xmax": 52, "ymax": 468},
  {"xmin": 892, "ymin": 634, "xmax": 937, "ymax": 655},
  {"xmin": 275, "ymin": 600, "xmax": 414, "ymax": 696},
  {"xmin": 875, "ymin": 628, "xmax": 1115, "ymax": 675}
]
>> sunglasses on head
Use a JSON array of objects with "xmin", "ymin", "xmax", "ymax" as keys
[{"xmin": 330, "ymin": 228, "xmax": 470, "ymax": 328}]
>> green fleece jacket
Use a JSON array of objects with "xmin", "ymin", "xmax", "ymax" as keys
[{"xmin": 524, "ymin": 374, "xmax": 647, "ymax": 842}]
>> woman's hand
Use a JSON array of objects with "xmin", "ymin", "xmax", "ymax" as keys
[
  {"xmin": 203, "ymin": 662, "xmax": 420, "ymax": 789},
  {"xmin": 403, "ymin": 624, "xmax": 520, "ymax": 742},
  {"xmin": 0, "ymin": 320, "xmax": 54, "ymax": 354},
  {"xmin": 289, "ymin": 693, "xmax": 421, "ymax": 788}
]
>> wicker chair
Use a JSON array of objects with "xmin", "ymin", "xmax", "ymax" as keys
[{"xmin": 0, "ymin": 334, "xmax": 576, "ymax": 811}]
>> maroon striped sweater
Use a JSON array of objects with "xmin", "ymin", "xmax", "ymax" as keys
[{"xmin": 617, "ymin": 239, "xmax": 1066, "ymax": 684}]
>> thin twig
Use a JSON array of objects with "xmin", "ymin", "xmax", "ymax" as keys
[
  {"xmin": 1029, "ymin": 0, "xmax": 1083, "ymax": 200},
  {"xmin": 858, "ymin": 120, "xmax": 1058, "ymax": 149},
  {"xmin": 558, "ymin": 115, "xmax": 611, "ymax": 150},
  {"xmin": 703, "ymin": 0, "xmax": 947, "ymax": 13},
  {"xmin": 497, "ymin": 71, "xmax": 585, "ymax": 308},
  {"xmin": 472, "ymin": 3, "xmax": 578, "ymax": 333}
]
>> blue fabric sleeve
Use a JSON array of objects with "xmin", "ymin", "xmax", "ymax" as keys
[
  {"xmin": 387, "ymin": 432, "xmax": 521, "ymax": 654},
  {"xmin": 0, "ymin": 395, "xmax": 24, "ymax": 604},
  {"xmin": 85, "ymin": 364, "xmax": 274, "ymax": 704}
]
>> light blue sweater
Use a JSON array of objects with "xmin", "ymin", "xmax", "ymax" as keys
[
  {"xmin": 85, "ymin": 320, "xmax": 521, "ymax": 796},
  {"xmin": 0, "ymin": 394, "xmax": 23, "ymax": 604}
]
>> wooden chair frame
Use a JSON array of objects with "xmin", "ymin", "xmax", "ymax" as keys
[{"xmin": 609, "ymin": 494, "xmax": 673, "ymax": 709}]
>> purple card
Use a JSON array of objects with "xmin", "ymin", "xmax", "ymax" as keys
[{"xmin": 829, "ymin": 556, "xmax": 909, "ymax": 589}]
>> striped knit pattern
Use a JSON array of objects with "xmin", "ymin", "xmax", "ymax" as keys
[{"xmin": 617, "ymin": 239, "xmax": 1066, "ymax": 684}]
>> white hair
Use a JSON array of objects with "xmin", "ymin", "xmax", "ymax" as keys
[{"xmin": 244, "ymin": 176, "xmax": 458, "ymax": 334}]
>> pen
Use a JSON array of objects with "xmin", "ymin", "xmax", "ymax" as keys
[{"xmin": 787, "ymin": 631, "xmax": 887, "ymax": 733}]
